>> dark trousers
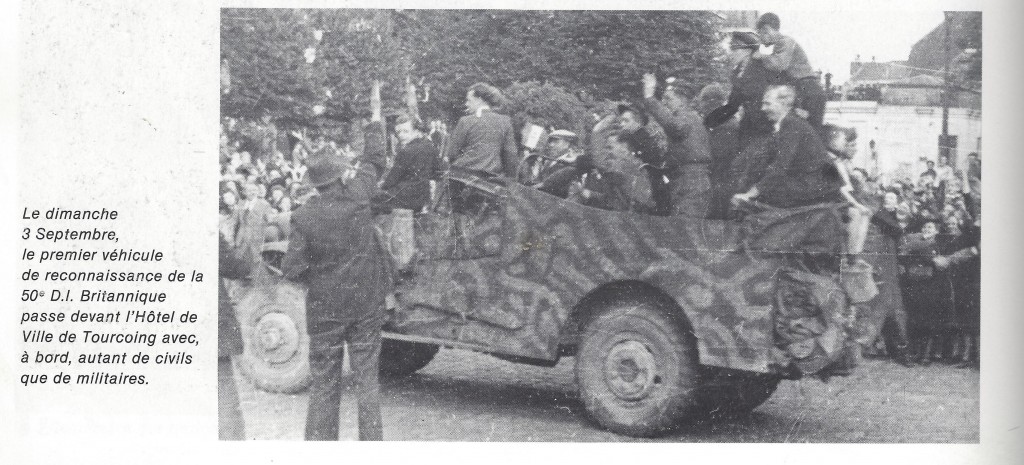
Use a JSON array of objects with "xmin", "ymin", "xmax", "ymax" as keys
[
  {"xmin": 305, "ymin": 311, "xmax": 384, "ymax": 441},
  {"xmin": 671, "ymin": 163, "xmax": 712, "ymax": 218},
  {"xmin": 218, "ymin": 356, "xmax": 245, "ymax": 441},
  {"xmin": 880, "ymin": 310, "xmax": 910, "ymax": 352},
  {"xmin": 795, "ymin": 77, "xmax": 826, "ymax": 129}
]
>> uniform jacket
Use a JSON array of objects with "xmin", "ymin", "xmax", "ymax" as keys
[
  {"xmin": 642, "ymin": 97, "xmax": 712, "ymax": 169},
  {"xmin": 442, "ymin": 109, "xmax": 519, "ymax": 177}
]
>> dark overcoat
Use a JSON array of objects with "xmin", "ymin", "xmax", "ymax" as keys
[
  {"xmin": 751, "ymin": 112, "xmax": 841, "ymax": 208},
  {"xmin": 218, "ymin": 235, "xmax": 251, "ymax": 356},
  {"xmin": 378, "ymin": 137, "xmax": 440, "ymax": 212},
  {"xmin": 282, "ymin": 163, "xmax": 392, "ymax": 323}
]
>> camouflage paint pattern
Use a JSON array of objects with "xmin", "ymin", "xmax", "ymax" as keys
[{"xmin": 389, "ymin": 173, "xmax": 848, "ymax": 374}]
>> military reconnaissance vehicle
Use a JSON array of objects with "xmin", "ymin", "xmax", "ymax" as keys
[{"xmin": 233, "ymin": 171, "xmax": 863, "ymax": 437}]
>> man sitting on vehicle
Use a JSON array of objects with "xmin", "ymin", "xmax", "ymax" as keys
[
  {"xmin": 534, "ymin": 129, "xmax": 589, "ymax": 198},
  {"xmin": 732, "ymin": 85, "xmax": 841, "ymax": 210},
  {"xmin": 753, "ymin": 12, "xmax": 826, "ymax": 129},
  {"xmin": 568, "ymin": 130, "xmax": 655, "ymax": 213},
  {"xmin": 822, "ymin": 123, "xmax": 872, "ymax": 257}
]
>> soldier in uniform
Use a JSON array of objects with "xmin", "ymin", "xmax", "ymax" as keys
[
  {"xmin": 282, "ymin": 90, "xmax": 391, "ymax": 441},
  {"xmin": 640, "ymin": 73, "xmax": 713, "ymax": 218}
]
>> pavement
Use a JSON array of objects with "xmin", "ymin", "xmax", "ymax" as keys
[{"xmin": 234, "ymin": 349, "xmax": 979, "ymax": 442}]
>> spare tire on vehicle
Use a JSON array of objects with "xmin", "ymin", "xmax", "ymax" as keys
[{"xmin": 236, "ymin": 281, "xmax": 311, "ymax": 393}]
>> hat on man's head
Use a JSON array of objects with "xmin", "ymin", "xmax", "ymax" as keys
[
  {"xmin": 547, "ymin": 129, "xmax": 578, "ymax": 142},
  {"xmin": 730, "ymin": 31, "xmax": 761, "ymax": 50},
  {"xmin": 704, "ymin": 101, "xmax": 740, "ymax": 129},
  {"xmin": 304, "ymin": 151, "xmax": 346, "ymax": 188}
]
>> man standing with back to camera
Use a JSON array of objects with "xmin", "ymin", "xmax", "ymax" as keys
[
  {"xmin": 282, "ymin": 83, "xmax": 391, "ymax": 441},
  {"xmin": 442, "ymin": 82, "xmax": 519, "ymax": 178}
]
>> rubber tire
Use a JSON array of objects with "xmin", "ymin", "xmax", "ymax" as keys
[
  {"xmin": 236, "ymin": 281, "xmax": 312, "ymax": 394},
  {"xmin": 380, "ymin": 339, "xmax": 439, "ymax": 378},
  {"xmin": 699, "ymin": 371, "xmax": 781, "ymax": 418},
  {"xmin": 576, "ymin": 300, "xmax": 701, "ymax": 437}
]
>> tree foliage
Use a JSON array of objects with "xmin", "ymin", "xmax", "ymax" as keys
[
  {"xmin": 954, "ymin": 12, "xmax": 981, "ymax": 85},
  {"xmin": 222, "ymin": 9, "xmax": 726, "ymax": 127},
  {"xmin": 503, "ymin": 81, "xmax": 591, "ymax": 137},
  {"xmin": 221, "ymin": 9, "xmax": 322, "ymax": 126}
]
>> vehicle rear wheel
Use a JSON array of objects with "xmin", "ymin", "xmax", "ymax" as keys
[
  {"xmin": 698, "ymin": 370, "xmax": 781, "ymax": 418},
  {"xmin": 236, "ymin": 282, "xmax": 312, "ymax": 393},
  {"xmin": 380, "ymin": 339, "xmax": 439, "ymax": 378},
  {"xmin": 575, "ymin": 300, "xmax": 701, "ymax": 437}
]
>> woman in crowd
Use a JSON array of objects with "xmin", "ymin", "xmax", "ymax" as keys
[
  {"xmin": 899, "ymin": 220, "xmax": 954, "ymax": 365},
  {"xmin": 936, "ymin": 215, "xmax": 981, "ymax": 368}
]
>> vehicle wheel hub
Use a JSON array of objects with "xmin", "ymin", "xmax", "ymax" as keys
[
  {"xmin": 604, "ymin": 339, "xmax": 659, "ymax": 401},
  {"xmin": 253, "ymin": 312, "xmax": 299, "ymax": 364}
]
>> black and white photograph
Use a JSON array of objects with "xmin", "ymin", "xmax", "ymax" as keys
[{"xmin": 217, "ymin": 9, "xmax": 982, "ymax": 442}]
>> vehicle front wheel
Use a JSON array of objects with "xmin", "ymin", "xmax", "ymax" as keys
[{"xmin": 575, "ymin": 300, "xmax": 701, "ymax": 437}]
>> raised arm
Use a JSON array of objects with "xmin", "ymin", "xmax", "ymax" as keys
[{"xmin": 642, "ymin": 97, "xmax": 689, "ymax": 140}]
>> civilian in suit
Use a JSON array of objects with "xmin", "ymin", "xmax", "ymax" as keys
[
  {"xmin": 732, "ymin": 85, "xmax": 841, "ymax": 209},
  {"xmin": 283, "ymin": 85, "xmax": 392, "ymax": 441}
]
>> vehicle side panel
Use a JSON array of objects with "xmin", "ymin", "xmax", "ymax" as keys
[{"xmin": 391, "ymin": 179, "xmax": 844, "ymax": 372}]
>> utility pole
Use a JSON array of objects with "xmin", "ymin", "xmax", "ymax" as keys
[{"xmin": 939, "ymin": 11, "xmax": 957, "ymax": 165}]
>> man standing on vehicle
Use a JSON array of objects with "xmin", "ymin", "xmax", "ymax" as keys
[
  {"xmin": 375, "ymin": 114, "xmax": 440, "ymax": 213},
  {"xmin": 617, "ymin": 104, "xmax": 671, "ymax": 216},
  {"xmin": 441, "ymin": 82, "xmax": 520, "ymax": 178},
  {"xmin": 753, "ymin": 13, "xmax": 826, "ymax": 129},
  {"xmin": 641, "ymin": 73, "xmax": 712, "ymax": 218},
  {"xmin": 282, "ymin": 83, "xmax": 391, "ymax": 441}
]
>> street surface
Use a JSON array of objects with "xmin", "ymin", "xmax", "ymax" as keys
[{"xmin": 235, "ymin": 349, "xmax": 979, "ymax": 442}]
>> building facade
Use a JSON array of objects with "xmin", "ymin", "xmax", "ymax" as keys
[{"xmin": 824, "ymin": 101, "xmax": 981, "ymax": 183}]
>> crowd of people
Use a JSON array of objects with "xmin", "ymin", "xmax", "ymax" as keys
[{"xmin": 219, "ymin": 12, "xmax": 981, "ymax": 441}]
